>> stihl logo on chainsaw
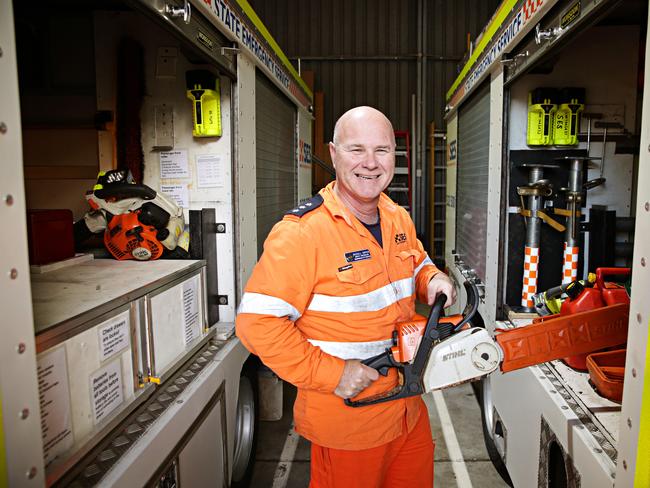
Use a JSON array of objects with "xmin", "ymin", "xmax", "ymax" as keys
[{"xmin": 442, "ymin": 350, "xmax": 466, "ymax": 362}]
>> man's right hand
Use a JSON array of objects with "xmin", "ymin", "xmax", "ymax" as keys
[{"xmin": 334, "ymin": 359, "xmax": 380, "ymax": 399}]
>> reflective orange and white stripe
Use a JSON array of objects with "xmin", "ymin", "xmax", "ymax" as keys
[
  {"xmin": 562, "ymin": 243, "xmax": 579, "ymax": 284},
  {"xmin": 521, "ymin": 246, "xmax": 539, "ymax": 308},
  {"xmin": 239, "ymin": 256, "xmax": 433, "ymax": 317}
]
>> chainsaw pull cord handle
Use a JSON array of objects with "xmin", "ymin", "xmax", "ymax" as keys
[{"xmin": 453, "ymin": 281, "xmax": 480, "ymax": 332}]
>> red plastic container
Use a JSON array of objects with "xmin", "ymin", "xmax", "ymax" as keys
[
  {"xmin": 586, "ymin": 349, "xmax": 626, "ymax": 402},
  {"xmin": 27, "ymin": 209, "xmax": 75, "ymax": 265},
  {"xmin": 596, "ymin": 267, "xmax": 631, "ymax": 306},
  {"xmin": 561, "ymin": 268, "xmax": 630, "ymax": 370},
  {"xmin": 561, "ymin": 286, "xmax": 605, "ymax": 370},
  {"xmin": 560, "ymin": 287, "xmax": 604, "ymax": 316}
]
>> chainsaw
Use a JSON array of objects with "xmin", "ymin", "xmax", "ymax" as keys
[{"xmin": 345, "ymin": 281, "xmax": 629, "ymax": 407}]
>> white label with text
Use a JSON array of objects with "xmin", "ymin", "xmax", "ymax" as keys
[
  {"xmin": 90, "ymin": 360, "xmax": 124, "ymax": 425},
  {"xmin": 38, "ymin": 347, "xmax": 74, "ymax": 467},
  {"xmin": 182, "ymin": 275, "xmax": 201, "ymax": 345},
  {"xmin": 98, "ymin": 311, "xmax": 130, "ymax": 361}
]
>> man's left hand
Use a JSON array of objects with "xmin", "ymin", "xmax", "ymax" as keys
[{"xmin": 427, "ymin": 272, "xmax": 457, "ymax": 308}]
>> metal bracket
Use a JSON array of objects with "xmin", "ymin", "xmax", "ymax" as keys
[
  {"xmin": 500, "ymin": 51, "xmax": 528, "ymax": 69},
  {"xmin": 535, "ymin": 23, "xmax": 563, "ymax": 45},
  {"xmin": 164, "ymin": 1, "xmax": 191, "ymax": 24},
  {"xmin": 221, "ymin": 46, "xmax": 240, "ymax": 56}
]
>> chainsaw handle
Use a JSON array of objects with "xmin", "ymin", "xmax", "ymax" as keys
[
  {"xmin": 343, "ymin": 375, "xmax": 422, "ymax": 408},
  {"xmin": 454, "ymin": 281, "xmax": 479, "ymax": 332},
  {"xmin": 345, "ymin": 288, "xmax": 482, "ymax": 408},
  {"xmin": 361, "ymin": 350, "xmax": 396, "ymax": 377}
]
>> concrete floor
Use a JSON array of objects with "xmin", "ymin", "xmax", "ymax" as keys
[{"xmin": 250, "ymin": 380, "xmax": 511, "ymax": 487}]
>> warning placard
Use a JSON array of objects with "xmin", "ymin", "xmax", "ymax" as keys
[
  {"xmin": 90, "ymin": 360, "xmax": 124, "ymax": 425},
  {"xmin": 182, "ymin": 275, "xmax": 201, "ymax": 345},
  {"xmin": 37, "ymin": 347, "xmax": 74, "ymax": 467},
  {"xmin": 98, "ymin": 311, "xmax": 130, "ymax": 361}
]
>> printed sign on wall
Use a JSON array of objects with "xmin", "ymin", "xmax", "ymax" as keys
[{"xmin": 38, "ymin": 347, "xmax": 74, "ymax": 467}]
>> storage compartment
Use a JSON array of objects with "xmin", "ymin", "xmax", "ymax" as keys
[
  {"xmin": 31, "ymin": 258, "xmax": 209, "ymax": 482},
  {"xmin": 496, "ymin": 4, "xmax": 643, "ymax": 457},
  {"xmin": 503, "ymin": 23, "xmax": 640, "ymax": 312}
]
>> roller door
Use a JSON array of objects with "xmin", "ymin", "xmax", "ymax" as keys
[
  {"xmin": 255, "ymin": 71, "xmax": 297, "ymax": 257},
  {"xmin": 456, "ymin": 81, "xmax": 490, "ymax": 282}
]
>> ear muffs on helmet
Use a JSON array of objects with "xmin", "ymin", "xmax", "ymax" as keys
[{"xmin": 104, "ymin": 211, "xmax": 164, "ymax": 261}]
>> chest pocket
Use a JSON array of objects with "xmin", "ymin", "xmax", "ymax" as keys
[
  {"xmin": 396, "ymin": 249, "xmax": 420, "ymax": 278},
  {"xmin": 336, "ymin": 259, "xmax": 383, "ymax": 285}
]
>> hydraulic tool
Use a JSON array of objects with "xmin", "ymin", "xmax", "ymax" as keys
[{"xmin": 346, "ymin": 281, "xmax": 629, "ymax": 407}]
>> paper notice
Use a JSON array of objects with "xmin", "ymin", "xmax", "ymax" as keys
[
  {"xmin": 182, "ymin": 275, "xmax": 201, "ymax": 345},
  {"xmin": 160, "ymin": 149, "xmax": 189, "ymax": 178},
  {"xmin": 161, "ymin": 184, "xmax": 189, "ymax": 209},
  {"xmin": 90, "ymin": 360, "xmax": 124, "ymax": 425},
  {"xmin": 196, "ymin": 154, "xmax": 225, "ymax": 188},
  {"xmin": 37, "ymin": 347, "xmax": 74, "ymax": 467},
  {"xmin": 98, "ymin": 311, "xmax": 131, "ymax": 361}
]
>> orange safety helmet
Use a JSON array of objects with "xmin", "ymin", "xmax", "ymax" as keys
[{"xmin": 104, "ymin": 211, "xmax": 164, "ymax": 261}]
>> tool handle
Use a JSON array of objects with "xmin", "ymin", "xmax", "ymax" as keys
[
  {"xmin": 344, "ymin": 376, "xmax": 421, "ymax": 408},
  {"xmin": 94, "ymin": 183, "xmax": 156, "ymax": 201},
  {"xmin": 361, "ymin": 350, "xmax": 396, "ymax": 377},
  {"xmin": 345, "ymin": 282, "xmax": 480, "ymax": 408},
  {"xmin": 345, "ymin": 295, "xmax": 446, "ymax": 408},
  {"xmin": 544, "ymin": 281, "xmax": 574, "ymax": 300},
  {"xmin": 595, "ymin": 267, "xmax": 631, "ymax": 289},
  {"xmin": 454, "ymin": 281, "xmax": 479, "ymax": 332}
]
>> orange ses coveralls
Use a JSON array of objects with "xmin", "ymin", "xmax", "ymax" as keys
[{"xmin": 236, "ymin": 182, "xmax": 440, "ymax": 485}]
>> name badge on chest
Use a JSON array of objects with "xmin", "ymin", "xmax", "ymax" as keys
[{"xmin": 345, "ymin": 249, "xmax": 371, "ymax": 263}]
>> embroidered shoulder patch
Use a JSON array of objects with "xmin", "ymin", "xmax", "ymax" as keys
[{"xmin": 285, "ymin": 194, "xmax": 324, "ymax": 217}]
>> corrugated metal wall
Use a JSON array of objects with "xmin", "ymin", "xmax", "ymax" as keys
[{"xmin": 249, "ymin": 0, "xmax": 500, "ymax": 137}]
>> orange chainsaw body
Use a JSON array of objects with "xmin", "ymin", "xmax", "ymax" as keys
[{"xmin": 391, "ymin": 313, "xmax": 463, "ymax": 363}]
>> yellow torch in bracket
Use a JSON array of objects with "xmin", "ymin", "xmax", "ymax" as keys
[{"xmin": 186, "ymin": 70, "xmax": 222, "ymax": 137}]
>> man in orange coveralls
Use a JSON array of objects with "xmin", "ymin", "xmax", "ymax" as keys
[{"xmin": 236, "ymin": 106, "xmax": 456, "ymax": 487}]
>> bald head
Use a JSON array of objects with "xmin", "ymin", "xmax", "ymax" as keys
[
  {"xmin": 328, "ymin": 106, "xmax": 396, "ymax": 216},
  {"xmin": 332, "ymin": 106, "xmax": 396, "ymax": 147}
]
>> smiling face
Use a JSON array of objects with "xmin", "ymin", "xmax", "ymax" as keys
[{"xmin": 329, "ymin": 107, "xmax": 396, "ymax": 207}]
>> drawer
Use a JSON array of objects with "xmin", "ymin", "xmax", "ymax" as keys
[
  {"xmin": 145, "ymin": 269, "xmax": 209, "ymax": 380},
  {"xmin": 37, "ymin": 305, "xmax": 147, "ymax": 474}
]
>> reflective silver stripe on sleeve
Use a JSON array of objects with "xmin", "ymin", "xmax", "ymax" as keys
[
  {"xmin": 308, "ymin": 338, "xmax": 393, "ymax": 360},
  {"xmin": 307, "ymin": 277, "xmax": 413, "ymax": 313},
  {"xmin": 414, "ymin": 255, "xmax": 434, "ymax": 279},
  {"xmin": 237, "ymin": 292, "xmax": 301, "ymax": 321}
]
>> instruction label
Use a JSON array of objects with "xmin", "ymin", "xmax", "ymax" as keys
[
  {"xmin": 37, "ymin": 347, "xmax": 74, "ymax": 467},
  {"xmin": 161, "ymin": 184, "xmax": 189, "ymax": 209},
  {"xmin": 182, "ymin": 275, "xmax": 201, "ymax": 345},
  {"xmin": 160, "ymin": 149, "xmax": 189, "ymax": 178},
  {"xmin": 98, "ymin": 311, "xmax": 130, "ymax": 361},
  {"xmin": 90, "ymin": 360, "xmax": 124, "ymax": 425},
  {"xmin": 196, "ymin": 154, "xmax": 225, "ymax": 188}
]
